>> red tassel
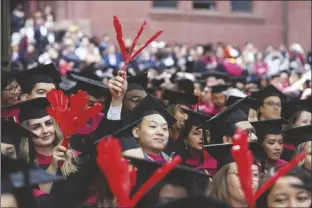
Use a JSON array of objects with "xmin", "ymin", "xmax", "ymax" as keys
[
  {"xmin": 253, "ymin": 152, "xmax": 307, "ymax": 201},
  {"xmin": 113, "ymin": 16, "xmax": 127, "ymax": 61},
  {"xmin": 130, "ymin": 30, "xmax": 162, "ymax": 61},
  {"xmin": 130, "ymin": 156, "xmax": 182, "ymax": 207}
]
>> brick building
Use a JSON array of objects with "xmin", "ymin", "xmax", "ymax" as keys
[{"xmin": 28, "ymin": 1, "xmax": 312, "ymax": 51}]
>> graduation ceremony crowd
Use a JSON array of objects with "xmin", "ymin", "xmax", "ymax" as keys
[{"xmin": 1, "ymin": 5, "xmax": 312, "ymax": 208}]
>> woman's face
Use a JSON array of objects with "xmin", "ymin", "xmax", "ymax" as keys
[
  {"xmin": 267, "ymin": 176, "xmax": 311, "ymax": 208},
  {"xmin": 1, "ymin": 79, "xmax": 21, "ymax": 105},
  {"xmin": 186, "ymin": 126, "xmax": 203, "ymax": 151},
  {"xmin": 173, "ymin": 105, "xmax": 189, "ymax": 130},
  {"xmin": 303, "ymin": 141, "xmax": 312, "ymax": 171},
  {"xmin": 133, "ymin": 114, "xmax": 169, "ymax": 154},
  {"xmin": 248, "ymin": 109, "xmax": 258, "ymax": 122},
  {"xmin": 262, "ymin": 134, "xmax": 283, "ymax": 161},
  {"xmin": 294, "ymin": 111, "xmax": 311, "ymax": 127},
  {"xmin": 227, "ymin": 163, "xmax": 260, "ymax": 203},
  {"xmin": 27, "ymin": 116, "xmax": 56, "ymax": 147}
]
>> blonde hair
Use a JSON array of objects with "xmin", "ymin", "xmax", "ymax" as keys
[
  {"xmin": 293, "ymin": 141, "xmax": 309, "ymax": 168},
  {"xmin": 207, "ymin": 164, "xmax": 231, "ymax": 202},
  {"xmin": 19, "ymin": 118, "xmax": 78, "ymax": 176}
]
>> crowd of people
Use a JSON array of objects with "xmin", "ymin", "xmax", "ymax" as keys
[{"xmin": 1, "ymin": 4, "xmax": 312, "ymax": 208}]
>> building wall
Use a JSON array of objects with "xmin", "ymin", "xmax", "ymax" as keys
[{"xmin": 50, "ymin": 1, "xmax": 311, "ymax": 51}]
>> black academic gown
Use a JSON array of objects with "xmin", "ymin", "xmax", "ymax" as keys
[{"xmin": 163, "ymin": 135, "xmax": 178, "ymax": 156}]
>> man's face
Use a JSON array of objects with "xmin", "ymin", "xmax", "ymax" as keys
[
  {"xmin": 211, "ymin": 93, "xmax": 226, "ymax": 108},
  {"xmin": 123, "ymin": 90, "xmax": 147, "ymax": 111},
  {"xmin": 24, "ymin": 82, "xmax": 56, "ymax": 100},
  {"xmin": 259, "ymin": 96, "xmax": 282, "ymax": 120},
  {"xmin": 235, "ymin": 121, "xmax": 258, "ymax": 142},
  {"xmin": 88, "ymin": 94, "xmax": 105, "ymax": 107}
]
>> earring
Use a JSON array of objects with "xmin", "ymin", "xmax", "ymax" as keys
[{"xmin": 185, "ymin": 143, "xmax": 188, "ymax": 150}]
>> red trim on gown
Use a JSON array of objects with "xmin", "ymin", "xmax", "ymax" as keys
[
  {"xmin": 34, "ymin": 151, "xmax": 97, "ymax": 205},
  {"xmin": 76, "ymin": 113, "xmax": 104, "ymax": 135},
  {"xmin": 283, "ymin": 143, "xmax": 296, "ymax": 151},
  {"xmin": 1, "ymin": 109, "xmax": 20, "ymax": 122},
  {"xmin": 184, "ymin": 150, "xmax": 217, "ymax": 176},
  {"xmin": 147, "ymin": 153, "xmax": 166, "ymax": 162}
]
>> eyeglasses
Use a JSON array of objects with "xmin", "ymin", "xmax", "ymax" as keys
[
  {"xmin": 228, "ymin": 171, "xmax": 260, "ymax": 181},
  {"xmin": 3, "ymin": 84, "xmax": 21, "ymax": 94},
  {"xmin": 264, "ymin": 101, "xmax": 282, "ymax": 108}
]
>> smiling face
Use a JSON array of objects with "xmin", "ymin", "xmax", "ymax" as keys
[
  {"xmin": 186, "ymin": 126, "xmax": 203, "ymax": 151},
  {"xmin": 2, "ymin": 79, "xmax": 21, "ymax": 105},
  {"xmin": 172, "ymin": 105, "xmax": 190, "ymax": 130},
  {"xmin": 27, "ymin": 115, "xmax": 56, "ymax": 147},
  {"xmin": 262, "ymin": 134, "xmax": 283, "ymax": 161},
  {"xmin": 132, "ymin": 114, "xmax": 169, "ymax": 154},
  {"xmin": 267, "ymin": 176, "xmax": 311, "ymax": 208}
]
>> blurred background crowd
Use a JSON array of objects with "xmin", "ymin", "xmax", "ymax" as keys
[{"xmin": 6, "ymin": 3, "xmax": 312, "ymax": 103}]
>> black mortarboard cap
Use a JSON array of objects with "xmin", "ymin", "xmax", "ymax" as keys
[
  {"xmin": 204, "ymin": 143, "xmax": 262, "ymax": 169},
  {"xmin": 151, "ymin": 78, "xmax": 165, "ymax": 89},
  {"xmin": 176, "ymin": 79, "xmax": 195, "ymax": 95},
  {"xmin": 211, "ymin": 84, "xmax": 229, "ymax": 94},
  {"xmin": 94, "ymin": 95, "xmax": 176, "ymax": 143},
  {"xmin": 1, "ymin": 119, "xmax": 37, "ymax": 146},
  {"xmin": 58, "ymin": 78, "xmax": 77, "ymax": 95},
  {"xmin": 281, "ymin": 99, "xmax": 312, "ymax": 120},
  {"xmin": 1, "ymin": 155, "xmax": 63, "ymax": 194},
  {"xmin": 127, "ymin": 72, "xmax": 148, "ymax": 92},
  {"xmin": 199, "ymin": 71, "xmax": 230, "ymax": 82},
  {"xmin": 125, "ymin": 156, "xmax": 210, "ymax": 195},
  {"xmin": 1, "ymin": 97, "xmax": 50, "ymax": 122},
  {"xmin": 150, "ymin": 195, "xmax": 231, "ymax": 208},
  {"xmin": 69, "ymin": 73, "xmax": 110, "ymax": 98},
  {"xmin": 231, "ymin": 76, "xmax": 247, "ymax": 85},
  {"xmin": 251, "ymin": 119, "xmax": 290, "ymax": 144},
  {"xmin": 251, "ymin": 85, "xmax": 287, "ymax": 101},
  {"xmin": 17, "ymin": 63, "xmax": 61, "ymax": 93},
  {"xmin": 181, "ymin": 108, "xmax": 211, "ymax": 127},
  {"xmin": 162, "ymin": 89, "xmax": 198, "ymax": 106},
  {"xmin": 226, "ymin": 96, "xmax": 262, "ymax": 115},
  {"xmin": 283, "ymin": 125, "xmax": 312, "ymax": 146}
]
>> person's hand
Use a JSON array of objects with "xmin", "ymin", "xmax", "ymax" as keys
[
  {"xmin": 301, "ymin": 88, "xmax": 311, "ymax": 100},
  {"xmin": 51, "ymin": 145, "xmax": 67, "ymax": 168},
  {"xmin": 108, "ymin": 70, "xmax": 128, "ymax": 106}
]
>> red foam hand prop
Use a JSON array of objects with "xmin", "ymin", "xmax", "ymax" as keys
[
  {"xmin": 130, "ymin": 156, "xmax": 182, "ymax": 207},
  {"xmin": 113, "ymin": 16, "xmax": 162, "ymax": 76},
  {"xmin": 96, "ymin": 137, "xmax": 182, "ymax": 208},
  {"xmin": 231, "ymin": 129, "xmax": 255, "ymax": 208},
  {"xmin": 253, "ymin": 152, "xmax": 307, "ymax": 201},
  {"xmin": 47, "ymin": 89, "xmax": 103, "ymax": 138},
  {"xmin": 96, "ymin": 137, "xmax": 133, "ymax": 207}
]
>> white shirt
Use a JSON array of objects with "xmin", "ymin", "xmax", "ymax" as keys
[{"xmin": 106, "ymin": 103, "xmax": 122, "ymax": 120}]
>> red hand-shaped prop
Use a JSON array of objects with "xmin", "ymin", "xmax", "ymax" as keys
[
  {"xmin": 113, "ymin": 16, "xmax": 162, "ymax": 77},
  {"xmin": 46, "ymin": 89, "xmax": 103, "ymax": 167},
  {"xmin": 96, "ymin": 137, "xmax": 182, "ymax": 207},
  {"xmin": 253, "ymin": 152, "xmax": 307, "ymax": 201},
  {"xmin": 231, "ymin": 129, "xmax": 307, "ymax": 207},
  {"xmin": 96, "ymin": 137, "xmax": 134, "ymax": 206},
  {"xmin": 232, "ymin": 129, "xmax": 255, "ymax": 207}
]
